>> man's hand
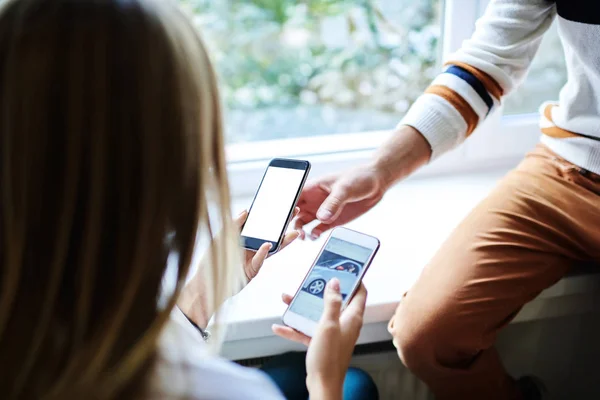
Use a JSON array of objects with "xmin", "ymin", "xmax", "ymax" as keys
[
  {"xmin": 294, "ymin": 166, "xmax": 385, "ymax": 240},
  {"xmin": 294, "ymin": 125, "xmax": 431, "ymax": 240}
]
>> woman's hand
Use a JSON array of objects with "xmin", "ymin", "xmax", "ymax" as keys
[
  {"xmin": 272, "ymin": 279, "xmax": 367, "ymax": 399},
  {"xmin": 178, "ymin": 208, "xmax": 300, "ymax": 329},
  {"xmin": 236, "ymin": 208, "xmax": 301, "ymax": 282}
]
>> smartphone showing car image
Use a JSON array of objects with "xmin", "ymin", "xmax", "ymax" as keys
[
  {"xmin": 241, "ymin": 158, "xmax": 310, "ymax": 254},
  {"xmin": 282, "ymin": 227, "xmax": 380, "ymax": 337}
]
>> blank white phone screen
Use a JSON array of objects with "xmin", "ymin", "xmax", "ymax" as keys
[{"xmin": 241, "ymin": 166, "xmax": 305, "ymax": 242}]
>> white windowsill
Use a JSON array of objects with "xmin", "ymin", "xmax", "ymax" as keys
[
  {"xmin": 218, "ymin": 166, "xmax": 600, "ymax": 361},
  {"xmin": 226, "ymin": 113, "xmax": 543, "ymax": 197}
]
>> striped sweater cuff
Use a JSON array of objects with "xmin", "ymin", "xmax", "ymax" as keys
[
  {"xmin": 399, "ymin": 62, "xmax": 503, "ymax": 160},
  {"xmin": 399, "ymin": 94, "xmax": 468, "ymax": 159}
]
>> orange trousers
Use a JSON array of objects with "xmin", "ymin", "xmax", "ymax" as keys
[{"xmin": 389, "ymin": 144, "xmax": 600, "ymax": 400}]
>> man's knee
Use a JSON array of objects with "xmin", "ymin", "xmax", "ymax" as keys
[
  {"xmin": 391, "ymin": 308, "xmax": 489, "ymax": 379},
  {"xmin": 390, "ymin": 303, "xmax": 479, "ymax": 373},
  {"xmin": 389, "ymin": 311, "xmax": 436, "ymax": 372}
]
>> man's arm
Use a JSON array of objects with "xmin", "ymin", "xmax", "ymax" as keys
[
  {"xmin": 296, "ymin": 0, "xmax": 558, "ymax": 235},
  {"xmin": 370, "ymin": 0, "xmax": 558, "ymax": 190},
  {"xmin": 398, "ymin": 0, "xmax": 557, "ymax": 163}
]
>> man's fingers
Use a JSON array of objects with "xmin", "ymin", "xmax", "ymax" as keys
[
  {"xmin": 293, "ymin": 210, "xmax": 316, "ymax": 240},
  {"xmin": 279, "ymin": 230, "xmax": 300, "ymax": 252},
  {"xmin": 235, "ymin": 210, "xmax": 249, "ymax": 230},
  {"xmin": 272, "ymin": 324, "xmax": 311, "ymax": 347},
  {"xmin": 321, "ymin": 278, "xmax": 343, "ymax": 322},
  {"xmin": 293, "ymin": 210, "xmax": 316, "ymax": 232},
  {"xmin": 298, "ymin": 229, "xmax": 307, "ymax": 240},
  {"xmin": 309, "ymin": 222, "xmax": 339, "ymax": 240},
  {"xmin": 316, "ymin": 184, "xmax": 349, "ymax": 223},
  {"xmin": 281, "ymin": 293, "xmax": 294, "ymax": 305}
]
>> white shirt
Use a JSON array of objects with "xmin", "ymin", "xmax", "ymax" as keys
[{"xmin": 148, "ymin": 308, "xmax": 284, "ymax": 400}]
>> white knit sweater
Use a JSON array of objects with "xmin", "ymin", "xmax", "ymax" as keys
[{"xmin": 401, "ymin": 0, "xmax": 600, "ymax": 174}]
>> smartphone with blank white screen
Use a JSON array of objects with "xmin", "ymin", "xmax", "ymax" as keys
[
  {"xmin": 241, "ymin": 158, "xmax": 310, "ymax": 254},
  {"xmin": 283, "ymin": 227, "xmax": 380, "ymax": 337}
]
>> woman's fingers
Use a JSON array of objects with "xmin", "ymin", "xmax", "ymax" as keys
[
  {"xmin": 275, "ymin": 294, "xmax": 311, "ymax": 346},
  {"xmin": 340, "ymin": 283, "xmax": 367, "ymax": 330},
  {"xmin": 281, "ymin": 293, "xmax": 294, "ymax": 305},
  {"xmin": 235, "ymin": 210, "xmax": 249, "ymax": 230},
  {"xmin": 321, "ymin": 279, "xmax": 343, "ymax": 322},
  {"xmin": 251, "ymin": 242, "xmax": 272, "ymax": 271},
  {"xmin": 272, "ymin": 324, "xmax": 311, "ymax": 347},
  {"xmin": 345, "ymin": 283, "xmax": 367, "ymax": 314}
]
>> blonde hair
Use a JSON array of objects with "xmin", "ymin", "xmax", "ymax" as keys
[{"xmin": 0, "ymin": 0, "xmax": 241, "ymax": 398}]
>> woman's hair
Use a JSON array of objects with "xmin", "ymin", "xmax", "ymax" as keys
[{"xmin": 0, "ymin": 0, "xmax": 241, "ymax": 398}]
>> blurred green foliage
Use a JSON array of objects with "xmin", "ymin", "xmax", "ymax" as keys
[
  {"xmin": 176, "ymin": 0, "xmax": 565, "ymax": 142},
  {"xmin": 180, "ymin": 0, "xmax": 441, "ymax": 112}
]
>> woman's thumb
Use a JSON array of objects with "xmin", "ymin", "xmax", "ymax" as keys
[{"xmin": 321, "ymin": 279, "xmax": 343, "ymax": 322}]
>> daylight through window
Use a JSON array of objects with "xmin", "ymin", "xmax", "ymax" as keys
[{"xmin": 181, "ymin": 0, "xmax": 442, "ymax": 144}]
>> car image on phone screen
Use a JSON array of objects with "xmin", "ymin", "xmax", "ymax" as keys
[
  {"xmin": 283, "ymin": 227, "xmax": 379, "ymax": 336},
  {"xmin": 241, "ymin": 159, "xmax": 310, "ymax": 254}
]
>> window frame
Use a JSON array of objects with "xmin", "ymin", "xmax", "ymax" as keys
[{"xmin": 226, "ymin": 0, "xmax": 542, "ymax": 198}]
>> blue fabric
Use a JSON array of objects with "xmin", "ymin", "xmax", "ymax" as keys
[
  {"xmin": 261, "ymin": 352, "xmax": 379, "ymax": 400},
  {"xmin": 445, "ymin": 65, "xmax": 494, "ymax": 114}
]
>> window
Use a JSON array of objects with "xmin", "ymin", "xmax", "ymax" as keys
[
  {"xmin": 342, "ymin": 262, "xmax": 360, "ymax": 275},
  {"xmin": 181, "ymin": 0, "xmax": 442, "ymax": 144},
  {"xmin": 179, "ymin": 0, "xmax": 569, "ymax": 196},
  {"xmin": 319, "ymin": 260, "xmax": 338, "ymax": 268}
]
